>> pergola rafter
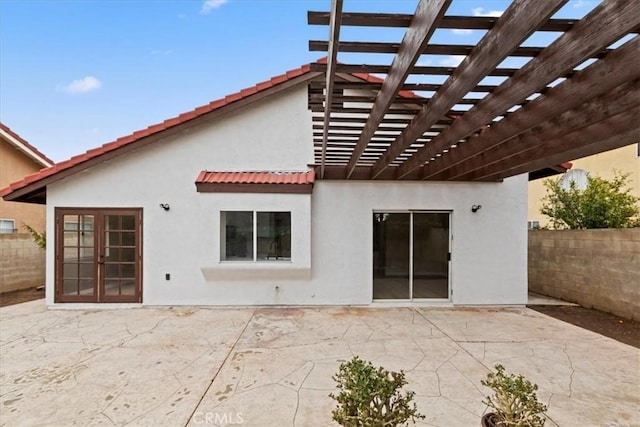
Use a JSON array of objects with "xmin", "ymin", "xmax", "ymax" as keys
[
  {"xmin": 480, "ymin": 108, "xmax": 640, "ymax": 181},
  {"xmin": 442, "ymin": 79, "xmax": 640, "ymax": 181},
  {"xmin": 342, "ymin": 0, "xmax": 450, "ymax": 178},
  {"xmin": 420, "ymin": 34, "xmax": 640, "ymax": 180},
  {"xmin": 319, "ymin": 0, "xmax": 343, "ymax": 179},
  {"xmin": 487, "ymin": 127, "xmax": 640, "ymax": 181},
  {"xmin": 308, "ymin": 0, "xmax": 640, "ymax": 182}
]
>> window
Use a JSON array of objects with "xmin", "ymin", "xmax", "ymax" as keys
[
  {"xmin": 0, "ymin": 219, "xmax": 15, "ymax": 234},
  {"xmin": 528, "ymin": 220, "xmax": 540, "ymax": 230},
  {"xmin": 221, "ymin": 211, "xmax": 291, "ymax": 261}
]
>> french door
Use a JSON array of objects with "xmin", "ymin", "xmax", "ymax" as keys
[
  {"xmin": 55, "ymin": 208, "xmax": 142, "ymax": 303},
  {"xmin": 373, "ymin": 211, "xmax": 450, "ymax": 301}
]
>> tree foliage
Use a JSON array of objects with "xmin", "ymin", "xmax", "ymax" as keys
[
  {"xmin": 23, "ymin": 224, "xmax": 46, "ymax": 249},
  {"xmin": 540, "ymin": 171, "xmax": 639, "ymax": 229}
]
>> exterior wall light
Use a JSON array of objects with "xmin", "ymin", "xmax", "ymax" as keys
[
  {"xmin": 159, "ymin": 203, "xmax": 170, "ymax": 211},
  {"xmin": 471, "ymin": 205, "xmax": 481, "ymax": 213}
]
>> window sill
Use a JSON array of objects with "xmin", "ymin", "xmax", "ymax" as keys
[{"xmin": 201, "ymin": 264, "xmax": 311, "ymax": 281}]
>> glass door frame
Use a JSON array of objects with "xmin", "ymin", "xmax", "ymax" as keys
[
  {"xmin": 372, "ymin": 210, "xmax": 452, "ymax": 302},
  {"xmin": 55, "ymin": 207, "xmax": 143, "ymax": 303}
]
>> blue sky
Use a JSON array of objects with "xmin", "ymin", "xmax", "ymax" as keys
[{"xmin": 0, "ymin": 0, "xmax": 599, "ymax": 162}]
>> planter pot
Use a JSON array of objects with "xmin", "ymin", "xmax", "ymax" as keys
[{"xmin": 481, "ymin": 413, "xmax": 501, "ymax": 427}]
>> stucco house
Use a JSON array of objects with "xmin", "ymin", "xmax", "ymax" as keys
[
  {"xmin": 0, "ymin": 123, "xmax": 53, "ymax": 293},
  {"xmin": 0, "ymin": 123, "xmax": 53, "ymax": 234},
  {"xmin": 0, "ymin": 64, "xmax": 534, "ymax": 306}
]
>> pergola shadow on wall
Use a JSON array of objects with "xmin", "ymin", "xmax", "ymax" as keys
[{"xmin": 307, "ymin": 0, "xmax": 640, "ymax": 182}]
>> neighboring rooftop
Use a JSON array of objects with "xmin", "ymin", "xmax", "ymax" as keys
[{"xmin": 0, "ymin": 123, "xmax": 54, "ymax": 169}]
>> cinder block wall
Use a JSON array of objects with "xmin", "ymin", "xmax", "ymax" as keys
[
  {"xmin": 0, "ymin": 234, "xmax": 46, "ymax": 293},
  {"xmin": 529, "ymin": 229, "xmax": 640, "ymax": 320}
]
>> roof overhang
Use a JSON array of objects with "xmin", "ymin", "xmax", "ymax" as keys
[{"xmin": 0, "ymin": 123, "xmax": 53, "ymax": 168}]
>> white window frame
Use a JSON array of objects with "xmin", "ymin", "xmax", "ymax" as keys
[
  {"xmin": 0, "ymin": 219, "xmax": 16, "ymax": 234},
  {"xmin": 220, "ymin": 211, "xmax": 291, "ymax": 262}
]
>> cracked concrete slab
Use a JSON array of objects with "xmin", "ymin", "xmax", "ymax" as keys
[{"xmin": 1, "ymin": 301, "xmax": 638, "ymax": 426}]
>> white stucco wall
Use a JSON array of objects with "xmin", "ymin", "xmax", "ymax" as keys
[{"xmin": 45, "ymin": 83, "xmax": 528, "ymax": 306}]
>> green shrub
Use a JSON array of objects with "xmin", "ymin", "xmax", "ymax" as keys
[
  {"xmin": 541, "ymin": 171, "xmax": 639, "ymax": 229},
  {"xmin": 481, "ymin": 364, "xmax": 547, "ymax": 427},
  {"xmin": 329, "ymin": 356, "xmax": 425, "ymax": 426}
]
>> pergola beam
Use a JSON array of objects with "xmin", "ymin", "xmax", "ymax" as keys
[
  {"xmin": 488, "ymin": 128, "xmax": 639, "ymax": 181},
  {"xmin": 369, "ymin": 0, "xmax": 566, "ymax": 179},
  {"xmin": 439, "ymin": 79, "xmax": 640, "ymax": 180},
  {"xmin": 309, "ymin": 40, "xmax": 561, "ymax": 57},
  {"xmin": 310, "ymin": 62, "xmax": 520, "ymax": 77},
  {"xmin": 310, "ymin": 81, "xmax": 499, "ymax": 93},
  {"xmin": 343, "ymin": 0, "xmax": 450, "ymax": 178},
  {"xmin": 419, "ymin": 34, "xmax": 640, "ymax": 180},
  {"xmin": 397, "ymin": 0, "xmax": 640, "ymax": 180},
  {"xmin": 478, "ymin": 108, "xmax": 640, "ymax": 181},
  {"xmin": 308, "ymin": 11, "xmax": 580, "ymax": 32},
  {"xmin": 319, "ymin": 0, "xmax": 343, "ymax": 179}
]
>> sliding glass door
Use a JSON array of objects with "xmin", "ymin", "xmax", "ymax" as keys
[{"xmin": 373, "ymin": 211, "xmax": 450, "ymax": 301}]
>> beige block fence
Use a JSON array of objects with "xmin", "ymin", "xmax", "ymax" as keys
[
  {"xmin": 0, "ymin": 234, "xmax": 46, "ymax": 293},
  {"xmin": 529, "ymin": 229, "xmax": 640, "ymax": 320}
]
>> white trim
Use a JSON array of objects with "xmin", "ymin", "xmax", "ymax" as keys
[{"xmin": 0, "ymin": 127, "xmax": 53, "ymax": 168}]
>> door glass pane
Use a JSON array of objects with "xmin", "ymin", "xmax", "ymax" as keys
[
  {"xmin": 105, "ymin": 264, "xmax": 120, "ymax": 279},
  {"xmin": 78, "ymin": 263, "xmax": 94, "ymax": 279},
  {"xmin": 63, "ymin": 279, "xmax": 78, "ymax": 294},
  {"xmin": 104, "ymin": 279, "xmax": 120, "ymax": 295},
  {"xmin": 105, "ymin": 247, "xmax": 121, "ymax": 263},
  {"xmin": 63, "ymin": 231, "xmax": 78, "ymax": 247},
  {"xmin": 106, "ymin": 231, "xmax": 121, "ymax": 246},
  {"xmin": 120, "ymin": 279, "xmax": 136, "ymax": 295},
  {"xmin": 63, "ymin": 248, "xmax": 78, "ymax": 262},
  {"xmin": 221, "ymin": 211, "xmax": 253, "ymax": 261},
  {"xmin": 373, "ymin": 213, "xmax": 410, "ymax": 299},
  {"xmin": 121, "ymin": 264, "xmax": 135, "ymax": 278},
  {"xmin": 79, "ymin": 279, "xmax": 94, "ymax": 294},
  {"xmin": 121, "ymin": 248, "xmax": 135, "ymax": 263},
  {"xmin": 121, "ymin": 232, "xmax": 135, "ymax": 247},
  {"xmin": 121, "ymin": 215, "xmax": 135, "ymax": 231},
  {"xmin": 413, "ymin": 213, "xmax": 449, "ymax": 299},
  {"xmin": 105, "ymin": 215, "xmax": 120, "ymax": 231},
  {"xmin": 257, "ymin": 212, "xmax": 291, "ymax": 261}
]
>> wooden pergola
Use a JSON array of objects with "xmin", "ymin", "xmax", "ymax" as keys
[{"xmin": 308, "ymin": 0, "xmax": 640, "ymax": 181}]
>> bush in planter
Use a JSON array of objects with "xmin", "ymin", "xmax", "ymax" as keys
[
  {"xmin": 481, "ymin": 364, "xmax": 547, "ymax": 427},
  {"xmin": 329, "ymin": 356, "xmax": 425, "ymax": 426}
]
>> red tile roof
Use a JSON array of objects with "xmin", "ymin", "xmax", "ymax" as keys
[
  {"xmin": 0, "ymin": 122, "xmax": 54, "ymax": 167},
  {"xmin": 196, "ymin": 171, "xmax": 316, "ymax": 185},
  {"xmin": 0, "ymin": 62, "xmax": 319, "ymax": 200}
]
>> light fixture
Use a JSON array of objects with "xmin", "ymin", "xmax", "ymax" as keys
[
  {"xmin": 159, "ymin": 203, "xmax": 170, "ymax": 211},
  {"xmin": 471, "ymin": 205, "xmax": 481, "ymax": 213}
]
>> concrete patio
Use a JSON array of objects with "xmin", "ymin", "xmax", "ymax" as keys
[{"xmin": 1, "ymin": 301, "xmax": 638, "ymax": 426}]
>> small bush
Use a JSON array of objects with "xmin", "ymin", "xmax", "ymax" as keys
[
  {"xmin": 481, "ymin": 364, "xmax": 547, "ymax": 427},
  {"xmin": 329, "ymin": 356, "xmax": 425, "ymax": 426}
]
